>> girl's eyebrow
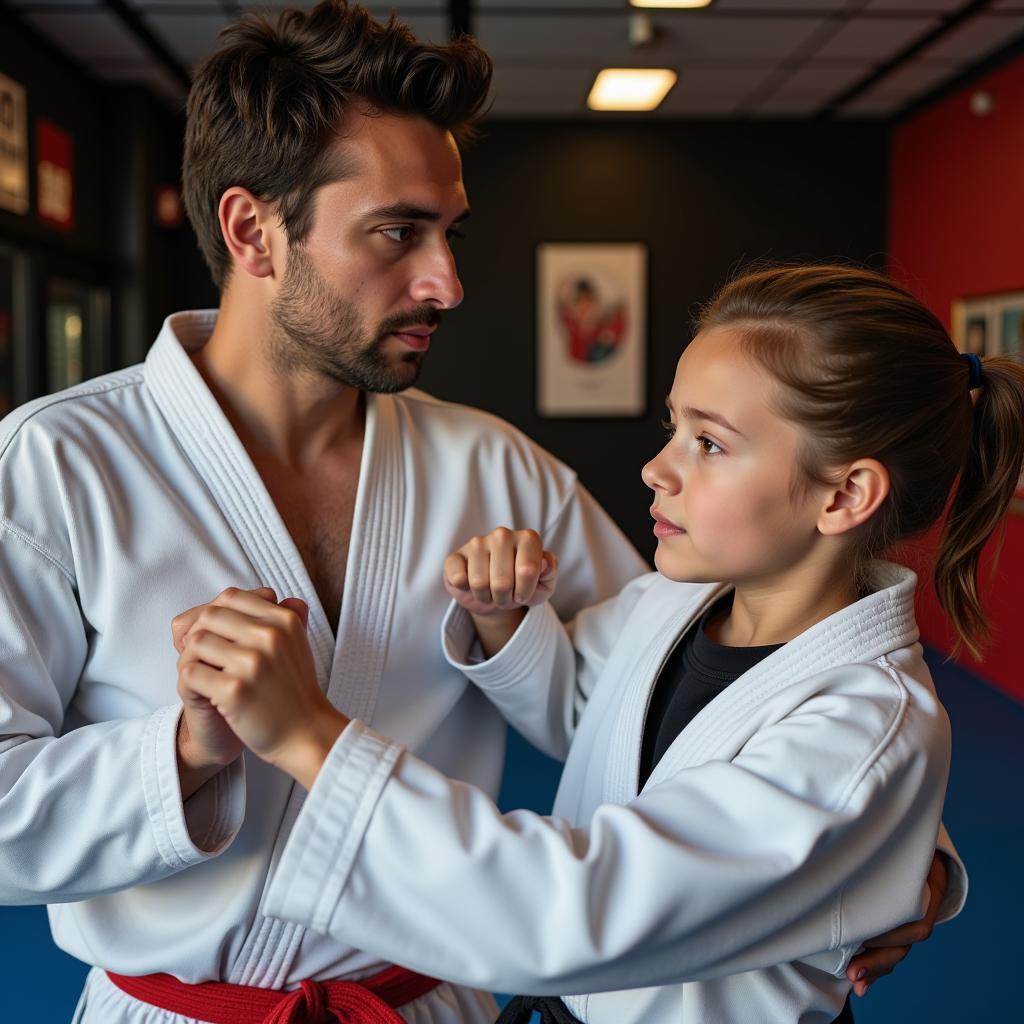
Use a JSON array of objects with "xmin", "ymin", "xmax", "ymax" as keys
[{"xmin": 665, "ymin": 396, "xmax": 745, "ymax": 438}]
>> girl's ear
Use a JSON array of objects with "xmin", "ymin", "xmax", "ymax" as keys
[
  {"xmin": 818, "ymin": 459, "xmax": 890, "ymax": 536},
  {"xmin": 218, "ymin": 187, "xmax": 280, "ymax": 280}
]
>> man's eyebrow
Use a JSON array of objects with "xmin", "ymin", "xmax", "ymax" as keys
[
  {"xmin": 665, "ymin": 396, "xmax": 745, "ymax": 438},
  {"xmin": 364, "ymin": 203, "xmax": 471, "ymax": 223}
]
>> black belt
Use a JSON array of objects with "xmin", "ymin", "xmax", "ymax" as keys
[
  {"xmin": 497, "ymin": 993, "xmax": 855, "ymax": 1023},
  {"xmin": 495, "ymin": 996, "xmax": 582, "ymax": 1024}
]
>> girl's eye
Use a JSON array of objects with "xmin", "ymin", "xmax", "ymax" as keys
[
  {"xmin": 697, "ymin": 434, "xmax": 723, "ymax": 456},
  {"xmin": 381, "ymin": 226, "xmax": 414, "ymax": 243},
  {"xmin": 659, "ymin": 419, "xmax": 676, "ymax": 439}
]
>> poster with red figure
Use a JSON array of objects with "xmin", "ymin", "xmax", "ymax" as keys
[{"xmin": 536, "ymin": 243, "xmax": 646, "ymax": 417}]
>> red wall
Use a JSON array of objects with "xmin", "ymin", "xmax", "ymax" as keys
[{"xmin": 889, "ymin": 55, "xmax": 1024, "ymax": 702}]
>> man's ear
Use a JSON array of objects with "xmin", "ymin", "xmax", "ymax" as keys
[
  {"xmin": 818, "ymin": 459, "xmax": 890, "ymax": 537},
  {"xmin": 218, "ymin": 187, "xmax": 279, "ymax": 280}
]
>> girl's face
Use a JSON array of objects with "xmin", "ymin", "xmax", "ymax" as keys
[{"xmin": 642, "ymin": 327, "xmax": 829, "ymax": 587}]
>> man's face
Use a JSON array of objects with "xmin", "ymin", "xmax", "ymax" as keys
[{"xmin": 268, "ymin": 110, "xmax": 468, "ymax": 392}]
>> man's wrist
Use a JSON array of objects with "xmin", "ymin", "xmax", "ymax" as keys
[{"xmin": 176, "ymin": 718, "xmax": 232, "ymax": 800}]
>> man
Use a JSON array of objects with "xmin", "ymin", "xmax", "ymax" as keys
[{"xmin": 0, "ymin": 3, "xmax": 952, "ymax": 1022}]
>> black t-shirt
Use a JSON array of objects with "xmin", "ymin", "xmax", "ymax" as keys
[{"xmin": 638, "ymin": 591, "xmax": 784, "ymax": 789}]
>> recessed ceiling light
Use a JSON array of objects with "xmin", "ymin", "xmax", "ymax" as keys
[
  {"xmin": 587, "ymin": 68, "xmax": 678, "ymax": 111},
  {"xmin": 630, "ymin": 1, "xmax": 714, "ymax": 9}
]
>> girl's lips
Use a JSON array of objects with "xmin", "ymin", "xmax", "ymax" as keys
[
  {"xmin": 651, "ymin": 508, "xmax": 685, "ymax": 537},
  {"xmin": 653, "ymin": 520, "xmax": 686, "ymax": 538}
]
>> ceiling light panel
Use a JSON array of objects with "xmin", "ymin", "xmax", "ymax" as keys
[{"xmin": 588, "ymin": 68, "xmax": 678, "ymax": 111}]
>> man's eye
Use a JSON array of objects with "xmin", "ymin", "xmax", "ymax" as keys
[
  {"xmin": 446, "ymin": 228, "xmax": 466, "ymax": 241},
  {"xmin": 381, "ymin": 226, "xmax": 414, "ymax": 242}
]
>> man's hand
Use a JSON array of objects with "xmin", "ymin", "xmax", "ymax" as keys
[
  {"xmin": 443, "ymin": 528, "xmax": 557, "ymax": 658},
  {"xmin": 846, "ymin": 851, "xmax": 948, "ymax": 997},
  {"xmin": 174, "ymin": 588, "xmax": 347, "ymax": 792},
  {"xmin": 173, "ymin": 586, "xmax": 278, "ymax": 799}
]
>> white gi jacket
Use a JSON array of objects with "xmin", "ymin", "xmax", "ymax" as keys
[
  {"xmin": 0, "ymin": 311, "xmax": 647, "ymax": 1023},
  {"xmin": 262, "ymin": 565, "xmax": 968, "ymax": 1024}
]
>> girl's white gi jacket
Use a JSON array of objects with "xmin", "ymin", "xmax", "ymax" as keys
[
  {"xmin": 0, "ymin": 312, "xmax": 647, "ymax": 1023},
  {"xmin": 262, "ymin": 565, "xmax": 967, "ymax": 1024}
]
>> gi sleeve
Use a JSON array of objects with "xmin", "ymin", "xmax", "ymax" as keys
[
  {"xmin": 441, "ymin": 574, "xmax": 660, "ymax": 760},
  {"xmin": 0, "ymin": 522, "xmax": 245, "ymax": 905},
  {"xmin": 264, "ymin": 662, "xmax": 953, "ymax": 996}
]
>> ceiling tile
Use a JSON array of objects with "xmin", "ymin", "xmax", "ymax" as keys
[
  {"xmin": 93, "ymin": 60, "xmax": 187, "ymax": 106},
  {"xmin": 21, "ymin": 9, "xmax": 151, "ymax": 62},
  {"xmin": 863, "ymin": 0, "xmax": 963, "ymax": 10},
  {"xmin": 754, "ymin": 61, "xmax": 872, "ymax": 108},
  {"xmin": 7, "ymin": 0, "xmax": 100, "ymax": 7},
  {"xmin": 917, "ymin": 13, "xmax": 1024, "ymax": 61},
  {"xmin": 864, "ymin": 56, "xmax": 963, "ymax": 99},
  {"xmin": 653, "ymin": 92, "xmax": 743, "ymax": 116},
  {"xmin": 129, "ymin": 1, "xmax": 225, "ymax": 9},
  {"xmin": 477, "ymin": 13, "xmax": 830, "ymax": 62},
  {"xmin": 488, "ymin": 65, "xmax": 595, "ymax": 113},
  {"xmin": 476, "ymin": 0, "xmax": 624, "ymax": 8},
  {"xmin": 837, "ymin": 92, "xmax": 905, "ymax": 116},
  {"xmin": 143, "ymin": 12, "xmax": 231, "ymax": 65},
  {"xmin": 712, "ymin": 1, "xmax": 848, "ymax": 9},
  {"xmin": 766, "ymin": 61, "xmax": 872, "ymax": 95},
  {"xmin": 812, "ymin": 15, "xmax": 939, "ymax": 60},
  {"xmin": 751, "ymin": 94, "xmax": 831, "ymax": 115}
]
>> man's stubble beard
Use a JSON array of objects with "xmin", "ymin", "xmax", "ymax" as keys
[{"xmin": 268, "ymin": 243, "xmax": 437, "ymax": 394}]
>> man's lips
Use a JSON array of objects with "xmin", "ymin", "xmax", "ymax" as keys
[
  {"xmin": 389, "ymin": 326, "xmax": 435, "ymax": 352},
  {"xmin": 651, "ymin": 507, "xmax": 686, "ymax": 537}
]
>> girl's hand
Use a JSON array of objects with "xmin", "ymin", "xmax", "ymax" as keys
[
  {"xmin": 444, "ymin": 528, "xmax": 558, "ymax": 615},
  {"xmin": 443, "ymin": 529, "xmax": 558, "ymax": 658},
  {"xmin": 846, "ymin": 851, "xmax": 948, "ymax": 997}
]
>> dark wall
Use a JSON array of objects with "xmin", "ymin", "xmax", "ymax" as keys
[
  {"xmin": 0, "ymin": 10, "xmax": 216, "ymax": 379},
  {"xmin": 0, "ymin": 11, "xmax": 109, "ymax": 265},
  {"xmin": 417, "ymin": 120, "xmax": 888, "ymax": 561}
]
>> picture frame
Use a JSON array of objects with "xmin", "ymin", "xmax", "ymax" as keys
[
  {"xmin": 951, "ymin": 288, "xmax": 1024, "ymax": 358},
  {"xmin": 951, "ymin": 288, "xmax": 1024, "ymax": 513},
  {"xmin": 536, "ymin": 242, "xmax": 647, "ymax": 417}
]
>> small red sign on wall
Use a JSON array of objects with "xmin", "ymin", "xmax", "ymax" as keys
[
  {"xmin": 155, "ymin": 184, "xmax": 183, "ymax": 228},
  {"xmin": 37, "ymin": 118, "xmax": 74, "ymax": 231}
]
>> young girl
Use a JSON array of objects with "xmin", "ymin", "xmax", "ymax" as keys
[{"xmin": 173, "ymin": 265, "xmax": 1022, "ymax": 1023}]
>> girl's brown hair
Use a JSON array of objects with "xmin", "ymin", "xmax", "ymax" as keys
[
  {"xmin": 697, "ymin": 264, "xmax": 1024, "ymax": 659},
  {"xmin": 183, "ymin": 0, "xmax": 492, "ymax": 288}
]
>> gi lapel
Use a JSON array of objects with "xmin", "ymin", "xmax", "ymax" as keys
[
  {"xmin": 642, "ymin": 561, "xmax": 920, "ymax": 788},
  {"xmin": 602, "ymin": 581, "xmax": 727, "ymax": 806},
  {"xmin": 323, "ymin": 391, "xmax": 405, "ymax": 725},
  {"xmin": 144, "ymin": 314, "xmax": 336, "ymax": 687}
]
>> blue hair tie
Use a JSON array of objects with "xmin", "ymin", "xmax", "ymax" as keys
[{"xmin": 963, "ymin": 351, "xmax": 984, "ymax": 390}]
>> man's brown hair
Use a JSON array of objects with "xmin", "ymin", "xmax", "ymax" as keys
[{"xmin": 182, "ymin": 0, "xmax": 492, "ymax": 288}]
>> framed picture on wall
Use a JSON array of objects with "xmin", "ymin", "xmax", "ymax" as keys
[
  {"xmin": 952, "ymin": 288, "xmax": 1024, "ymax": 514},
  {"xmin": 536, "ymin": 242, "xmax": 646, "ymax": 417},
  {"xmin": 951, "ymin": 288, "xmax": 1024, "ymax": 357}
]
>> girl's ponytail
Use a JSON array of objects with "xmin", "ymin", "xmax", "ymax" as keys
[{"xmin": 935, "ymin": 355, "xmax": 1024, "ymax": 660}]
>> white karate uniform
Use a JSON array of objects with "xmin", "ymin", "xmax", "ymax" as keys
[
  {"xmin": 262, "ymin": 564, "xmax": 968, "ymax": 1024},
  {"xmin": 0, "ymin": 310, "xmax": 647, "ymax": 1023}
]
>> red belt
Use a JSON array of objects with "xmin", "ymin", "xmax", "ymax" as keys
[{"xmin": 106, "ymin": 965, "xmax": 442, "ymax": 1024}]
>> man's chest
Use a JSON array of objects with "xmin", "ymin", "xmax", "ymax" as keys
[{"xmin": 262, "ymin": 467, "xmax": 359, "ymax": 631}]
